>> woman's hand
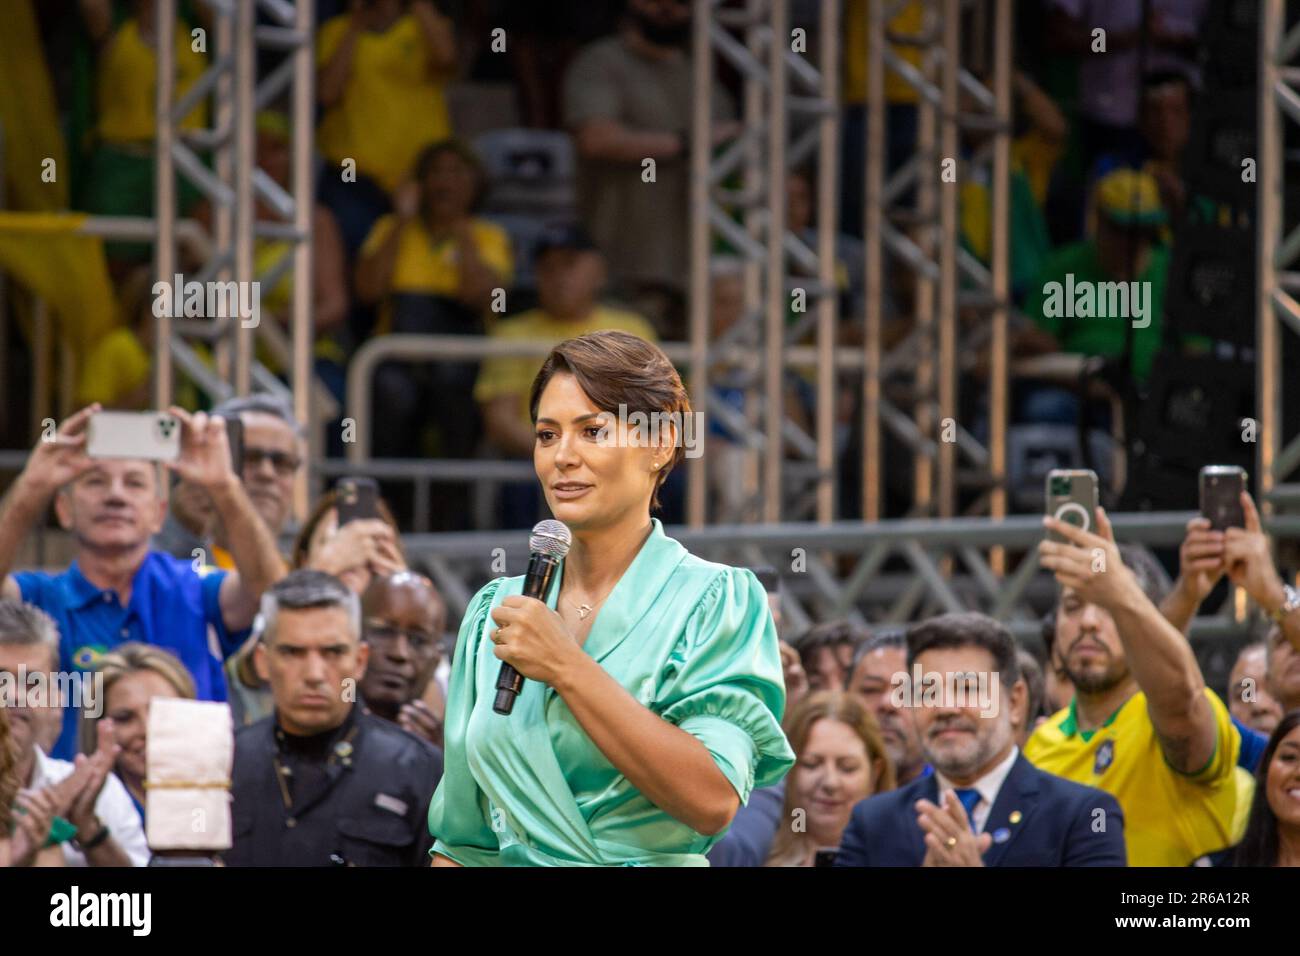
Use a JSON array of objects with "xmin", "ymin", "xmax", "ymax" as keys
[
  {"xmin": 310, "ymin": 518, "xmax": 405, "ymax": 590},
  {"xmin": 398, "ymin": 699, "xmax": 444, "ymax": 749},
  {"xmin": 66, "ymin": 720, "xmax": 121, "ymax": 839},
  {"xmin": 11, "ymin": 787, "xmax": 59, "ymax": 867},
  {"xmin": 488, "ymin": 597, "xmax": 583, "ymax": 687}
]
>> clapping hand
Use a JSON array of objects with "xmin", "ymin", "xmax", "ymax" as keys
[{"xmin": 917, "ymin": 791, "xmax": 991, "ymax": 867}]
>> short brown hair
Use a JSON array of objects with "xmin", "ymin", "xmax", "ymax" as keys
[{"xmin": 528, "ymin": 330, "xmax": 691, "ymax": 511}]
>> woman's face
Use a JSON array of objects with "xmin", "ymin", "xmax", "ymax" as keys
[
  {"xmin": 533, "ymin": 372, "xmax": 667, "ymax": 532},
  {"xmin": 792, "ymin": 718, "xmax": 875, "ymax": 840},
  {"xmin": 421, "ymin": 151, "xmax": 478, "ymax": 221},
  {"xmin": 1265, "ymin": 723, "xmax": 1300, "ymax": 831},
  {"xmin": 106, "ymin": 670, "xmax": 182, "ymax": 782}
]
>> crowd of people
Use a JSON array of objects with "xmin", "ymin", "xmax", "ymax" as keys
[
  {"xmin": 2, "ymin": 0, "xmax": 1294, "ymax": 870},
  {"xmin": 0, "ymin": 377, "xmax": 1297, "ymax": 866},
  {"xmin": 6, "ymin": 0, "xmax": 1231, "ymax": 529}
]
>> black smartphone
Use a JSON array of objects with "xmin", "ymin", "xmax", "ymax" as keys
[
  {"xmin": 336, "ymin": 477, "xmax": 380, "ymax": 526},
  {"xmin": 1045, "ymin": 469, "xmax": 1099, "ymax": 544},
  {"xmin": 218, "ymin": 414, "xmax": 244, "ymax": 474},
  {"xmin": 813, "ymin": 848, "xmax": 839, "ymax": 868},
  {"xmin": 1200, "ymin": 465, "xmax": 1247, "ymax": 530}
]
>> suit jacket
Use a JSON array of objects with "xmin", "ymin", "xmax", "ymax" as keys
[
  {"xmin": 706, "ymin": 781, "xmax": 785, "ymax": 867},
  {"xmin": 835, "ymin": 752, "xmax": 1126, "ymax": 867}
]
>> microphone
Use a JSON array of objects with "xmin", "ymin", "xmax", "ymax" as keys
[{"xmin": 494, "ymin": 519, "xmax": 572, "ymax": 715}]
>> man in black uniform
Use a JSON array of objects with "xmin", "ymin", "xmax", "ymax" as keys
[{"xmin": 223, "ymin": 570, "xmax": 442, "ymax": 866}]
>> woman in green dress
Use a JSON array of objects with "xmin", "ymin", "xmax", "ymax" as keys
[{"xmin": 428, "ymin": 330, "xmax": 794, "ymax": 866}]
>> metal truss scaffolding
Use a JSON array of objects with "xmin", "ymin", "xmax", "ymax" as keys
[
  {"xmin": 153, "ymin": 0, "xmax": 320, "ymax": 513},
  {"xmin": 688, "ymin": 0, "xmax": 841, "ymax": 527},
  {"xmin": 1258, "ymin": 0, "xmax": 1300, "ymax": 517},
  {"xmin": 862, "ymin": 0, "xmax": 1013, "ymax": 534}
]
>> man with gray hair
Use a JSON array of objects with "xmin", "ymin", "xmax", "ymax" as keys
[
  {"xmin": 0, "ymin": 403, "xmax": 286, "ymax": 760},
  {"xmin": 223, "ymin": 570, "xmax": 442, "ymax": 866},
  {"xmin": 0, "ymin": 600, "xmax": 149, "ymax": 866},
  {"xmin": 156, "ymin": 392, "xmax": 305, "ymax": 567}
]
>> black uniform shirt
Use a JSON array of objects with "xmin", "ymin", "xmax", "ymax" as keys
[{"xmin": 223, "ymin": 704, "xmax": 443, "ymax": 866}]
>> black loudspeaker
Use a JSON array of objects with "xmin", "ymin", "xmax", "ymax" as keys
[
  {"xmin": 1181, "ymin": 91, "xmax": 1256, "ymax": 207},
  {"xmin": 1199, "ymin": 0, "xmax": 1258, "ymax": 93},
  {"xmin": 1164, "ymin": 202, "xmax": 1255, "ymax": 345},
  {"xmin": 1120, "ymin": 353, "xmax": 1255, "ymax": 512}
]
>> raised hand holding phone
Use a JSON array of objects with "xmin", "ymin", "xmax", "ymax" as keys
[{"xmin": 165, "ymin": 407, "xmax": 238, "ymax": 492}]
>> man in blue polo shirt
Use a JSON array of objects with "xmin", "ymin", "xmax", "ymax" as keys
[{"xmin": 0, "ymin": 403, "xmax": 287, "ymax": 759}]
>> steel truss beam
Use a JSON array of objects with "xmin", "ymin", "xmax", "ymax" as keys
[
  {"xmin": 154, "ymin": 0, "xmax": 319, "ymax": 514},
  {"xmin": 689, "ymin": 0, "xmax": 840, "ymax": 527}
]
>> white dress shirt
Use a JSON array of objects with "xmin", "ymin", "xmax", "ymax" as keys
[
  {"xmin": 30, "ymin": 747, "xmax": 150, "ymax": 867},
  {"xmin": 934, "ymin": 745, "xmax": 1019, "ymax": 834}
]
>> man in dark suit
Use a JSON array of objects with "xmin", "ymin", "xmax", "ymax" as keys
[{"xmin": 836, "ymin": 612, "xmax": 1125, "ymax": 867}]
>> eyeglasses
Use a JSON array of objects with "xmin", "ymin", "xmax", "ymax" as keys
[
  {"xmin": 363, "ymin": 621, "xmax": 439, "ymax": 655},
  {"xmin": 243, "ymin": 446, "xmax": 301, "ymax": 477}
]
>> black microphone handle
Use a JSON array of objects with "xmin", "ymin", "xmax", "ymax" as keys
[{"xmin": 493, "ymin": 552, "xmax": 563, "ymax": 714}]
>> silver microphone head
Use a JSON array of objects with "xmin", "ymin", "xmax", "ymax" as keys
[{"xmin": 529, "ymin": 520, "xmax": 572, "ymax": 559}]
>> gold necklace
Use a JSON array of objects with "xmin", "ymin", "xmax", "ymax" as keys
[{"xmin": 568, "ymin": 580, "xmax": 618, "ymax": 620}]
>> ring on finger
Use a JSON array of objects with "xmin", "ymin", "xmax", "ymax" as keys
[{"xmin": 945, "ymin": 836, "xmax": 957, "ymax": 848}]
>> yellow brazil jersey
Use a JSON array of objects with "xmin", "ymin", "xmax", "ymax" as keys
[
  {"xmin": 97, "ymin": 19, "xmax": 208, "ymax": 143},
  {"xmin": 474, "ymin": 306, "xmax": 658, "ymax": 429},
  {"xmin": 76, "ymin": 327, "xmax": 150, "ymax": 408},
  {"xmin": 359, "ymin": 214, "xmax": 514, "ymax": 332},
  {"xmin": 316, "ymin": 13, "xmax": 451, "ymax": 193},
  {"xmin": 842, "ymin": 0, "xmax": 926, "ymax": 106},
  {"xmin": 1024, "ymin": 689, "xmax": 1252, "ymax": 867}
]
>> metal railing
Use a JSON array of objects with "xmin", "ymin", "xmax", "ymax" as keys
[{"xmin": 398, "ymin": 510, "xmax": 1300, "ymax": 641}]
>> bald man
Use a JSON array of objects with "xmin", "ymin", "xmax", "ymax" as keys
[{"xmin": 359, "ymin": 572, "xmax": 448, "ymax": 749}]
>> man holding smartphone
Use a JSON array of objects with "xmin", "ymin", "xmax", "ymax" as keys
[
  {"xmin": 0, "ymin": 403, "xmax": 287, "ymax": 760},
  {"xmin": 1029, "ymin": 508, "xmax": 1251, "ymax": 866},
  {"xmin": 1160, "ymin": 491, "xmax": 1300, "ymax": 663},
  {"xmin": 155, "ymin": 393, "xmax": 304, "ymax": 569}
]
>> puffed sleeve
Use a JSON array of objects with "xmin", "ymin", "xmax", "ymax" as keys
[
  {"xmin": 654, "ymin": 568, "xmax": 795, "ymax": 806},
  {"xmin": 427, "ymin": 578, "xmax": 504, "ymax": 866}
]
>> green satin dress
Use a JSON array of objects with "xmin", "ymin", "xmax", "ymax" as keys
[{"xmin": 427, "ymin": 518, "xmax": 794, "ymax": 866}]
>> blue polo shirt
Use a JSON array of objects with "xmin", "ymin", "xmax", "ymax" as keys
[
  {"xmin": 1231, "ymin": 715, "xmax": 1269, "ymax": 773},
  {"xmin": 14, "ymin": 551, "xmax": 251, "ymax": 760}
]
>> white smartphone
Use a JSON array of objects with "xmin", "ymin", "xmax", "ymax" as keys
[{"xmin": 85, "ymin": 411, "xmax": 182, "ymax": 462}]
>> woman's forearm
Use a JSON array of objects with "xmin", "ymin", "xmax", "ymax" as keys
[
  {"xmin": 553, "ymin": 653, "xmax": 738, "ymax": 836},
  {"xmin": 453, "ymin": 233, "xmax": 500, "ymax": 312},
  {"xmin": 354, "ymin": 224, "xmax": 405, "ymax": 304},
  {"xmin": 318, "ymin": 26, "xmax": 362, "ymax": 108}
]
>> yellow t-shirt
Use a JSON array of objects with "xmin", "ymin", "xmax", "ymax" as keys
[
  {"xmin": 842, "ymin": 0, "xmax": 926, "ymax": 106},
  {"xmin": 97, "ymin": 20, "xmax": 208, "ymax": 143},
  {"xmin": 76, "ymin": 327, "xmax": 150, "ymax": 407},
  {"xmin": 359, "ymin": 215, "xmax": 514, "ymax": 331},
  {"xmin": 316, "ymin": 13, "xmax": 451, "ymax": 193},
  {"xmin": 474, "ymin": 306, "xmax": 658, "ymax": 428},
  {"xmin": 1024, "ymin": 689, "xmax": 1252, "ymax": 867}
]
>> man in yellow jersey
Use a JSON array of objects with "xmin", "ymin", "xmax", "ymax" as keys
[{"xmin": 1029, "ymin": 507, "xmax": 1250, "ymax": 866}]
